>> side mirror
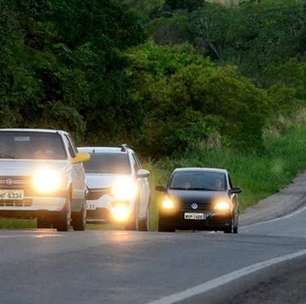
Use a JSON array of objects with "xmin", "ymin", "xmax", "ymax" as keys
[
  {"xmin": 230, "ymin": 187, "xmax": 242, "ymax": 194},
  {"xmin": 71, "ymin": 152, "xmax": 90, "ymax": 164},
  {"xmin": 155, "ymin": 185, "xmax": 167, "ymax": 192},
  {"xmin": 136, "ymin": 169, "xmax": 150, "ymax": 178}
]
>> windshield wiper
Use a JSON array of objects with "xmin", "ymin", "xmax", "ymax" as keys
[{"xmin": 0, "ymin": 153, "xmax": 15, "ymax": 159}]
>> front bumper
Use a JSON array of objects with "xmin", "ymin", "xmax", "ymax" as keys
[
  {"xmin": 0, "ymin": 196, "xmax": 66, "ymax": 218},
  {"xmin": 161, "ymin": 210, "xmax": 233, "ymax": 230}
]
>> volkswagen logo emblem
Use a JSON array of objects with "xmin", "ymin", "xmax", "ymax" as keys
[
  {"xmin": 5, "ymin": 178, "xmax": 13, "ymax": 186},
  {"xmin": 191, "ymin": 203, "xmax": 198, "ymax": 210}
]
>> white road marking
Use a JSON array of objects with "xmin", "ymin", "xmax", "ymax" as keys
[
  {"xmin": 147, "ymin": 249, "xmax": 306, "ymax": 304},
  {"xmin": 241, "ymin": 204, "xmax": 306, "ymax": 229}
]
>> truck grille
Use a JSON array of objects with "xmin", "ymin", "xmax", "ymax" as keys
[{"xmin": 0, "ymin": 199, "xmax": 32, "ymax": 207}]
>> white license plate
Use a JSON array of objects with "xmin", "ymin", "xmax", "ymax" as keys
[
  {"xmin": 86, "ymin": 203, "xmax": 97, "ymax": 210},
  {"xmin": 184, "ymin": 213, "xmax": 206, "ymax": 220},
  {"xmin": 0, "ymin": 190, "xmax": 24, "ymax": 200}
]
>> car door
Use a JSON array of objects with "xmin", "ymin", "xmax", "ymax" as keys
[
  {"xmin": 228, "ymin": 174, "xmax": 239, "ymax": 213},
  {"xmin": 131, "ymin": 153, "xmax": 150, "ymax": 219},
  {"xmin": 63, "ymin": 134, "xmax": 86, "ymax": 212}
]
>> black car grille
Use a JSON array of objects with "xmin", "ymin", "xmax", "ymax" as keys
[
  {"xmin": 181, "ymin": 200, "xmax": 213, "ymax": 212},
  {"xmin": 0, "ymin": 199, "xmax": 32, "ymax": 207}
]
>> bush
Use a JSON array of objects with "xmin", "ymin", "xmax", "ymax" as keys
[{"xmin": 127, "ymin": 42, "xmax": 269, "ymax": 156}]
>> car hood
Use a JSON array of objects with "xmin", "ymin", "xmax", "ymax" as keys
[
  {"xmin": 168, "ymin": 189, "xmax": 229, "ymax": 205},
  {"xmin": 0, "ymin": 159, "xmax": 71, "ymax": 176},
  {"xmin": 85, "ymin": 174, "xmax": 128, "ymax": 189}
]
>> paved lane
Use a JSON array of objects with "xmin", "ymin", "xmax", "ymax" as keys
[{"xmin": 1, "ymin": 205, "xmax": 306, "ymax": 304}]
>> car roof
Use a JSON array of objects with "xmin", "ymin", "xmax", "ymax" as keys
[
  {"xmin": 78, "ymin": 147, "xmax": 132, "ymax": 154},
  {"xmin": 173, "ymin": 168, "xmax": 228, "ymax": 174},
  {"xmin": 0, "ymin": 128, "xmax": 68, "ymax": 135}
]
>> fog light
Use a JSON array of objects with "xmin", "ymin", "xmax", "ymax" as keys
[{"xmin": 111, "ymin": 204, "xmax": 131, "ymax": 222}]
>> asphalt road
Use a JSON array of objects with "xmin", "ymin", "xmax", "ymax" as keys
[{"xmin": 2, "ymin": 208, "xmax": 306, "ymax": 304}]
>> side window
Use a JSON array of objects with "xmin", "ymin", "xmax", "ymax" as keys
[
  {"xmin": 131, "ymin": 153, "xmax": 140, "ymax": 173},
  {"xmin": 228, "ymin": 175, "xmax": 233, "ymax": 189},
  {"xmin": 63, "ymin": 135, "xmax": 76, "ymax": 158},
  {"xmin": 134, "ymin": 153, "xmax": 142, "ymax": 169}
]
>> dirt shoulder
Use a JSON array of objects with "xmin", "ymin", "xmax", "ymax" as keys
[{"xmin": 240, "ymin": 172, "xmax": 306, "ymax": 226}]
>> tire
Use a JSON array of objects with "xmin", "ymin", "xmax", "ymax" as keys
[
  {"xmin": 55, "ymin": 198, "xmax": 71, "ymax": 232},
  {"xmin": 138, "ymin": 200, "xmax": 151, "ymax": 232},
  {"xmin": 125, "ymin": 213, "xmax": 137, "ymax": 231},
  {"xmin": 224, "ymin": 218, "xmax": 235, "ymax": 234},
  {"xmin": 71, "ymin": 204, "xmax": 86, "ymax": 231},
  {"xmin": 233, "ymin": 225, "xmax": 239, "ymax": 234},
  {"xmin": 37, "ymin": 218, "xmax": 51, "ymax": 229},
  {"xmin": 158, "ymin": 214, "xmax": 175, "ymax": 232},
  {"xmin": 233, "ymin": 215, "xmax": 239, "ymax": 234}
]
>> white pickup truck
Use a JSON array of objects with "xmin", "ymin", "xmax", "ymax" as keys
[{"xmin": 0, "ymin": 129, "xmax": 90, "ymax": 231}]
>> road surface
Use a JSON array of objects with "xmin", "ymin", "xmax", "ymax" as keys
[{"xmin": 1, "ymin": 205, "xmax": 306, "ymax": 304}]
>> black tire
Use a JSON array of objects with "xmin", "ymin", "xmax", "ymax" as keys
[
  {"xmin": 55, "ymin": 198, "xmax": 71, "ymax": 232},
  {"xmin": 138, "ymin": 200, "xmax": 151, "ymax": 232},
  {"xmin": 233, "ymin": 225, "xmax": 238, "ymax": 234},
  {"xmin": 224, "ymin": 218, "xmax": 236, "ymax": 234},
  {"xmin": 71, "ymin": 204, "xmax": 86, "ymax": 231},
  {"xmin": 37, "ymin": 218, "xmax": 51, "ymax": 229},
  {"xmin": 233, "ymin": 216, "xmax": 239, "ymax": 234},
  {"xmin": 125, "ymin": 213, "xmax": 137, "ymax": 231},
  {"xmin": 158, "ymin": 214, "xmax": 175, "ymax": 232}
]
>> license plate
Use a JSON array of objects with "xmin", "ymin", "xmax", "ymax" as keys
[
  {"xmin": 0, "ymin": 190, "xmax": 24, "ymax": 200},
  {"xmin": 87, "ymin": 203, "xmax": 97, "ymax": 210},
  {"xmin": 184, "ymin": 213, "xmax": 206, "ymax": 220}
]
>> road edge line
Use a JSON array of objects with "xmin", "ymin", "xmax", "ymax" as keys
[{"xmin": 146, "ymin": 249, "xmax": 306, "ymax": 304}]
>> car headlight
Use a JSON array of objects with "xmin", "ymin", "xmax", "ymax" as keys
[
  {"xmin": 111, "ymin": 202, "xmax": 131, "ymax": 222},
  {"xmin": 111, "ymin": 176, "xmax": 138, "ymax": 201},
  {"xmin": 33, "ymin": 169, "xmax": 63, "ymax": 193},
  {"xmin": 214, "ymin": 199, "xmax": 232, "ymax": 213},
  {"xmin": 162, "ymin": 198, "xmax": 175, "ymax": 210}
]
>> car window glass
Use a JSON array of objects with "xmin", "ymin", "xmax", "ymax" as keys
[
  {"xmin": 83, "ymin": 153, "xmax": 131, "ymax": 174},
  {"xmin": 170, "ymin": 171, "xmax": 227, "ymax": 191},
  {"xmin": 228, "ymin": 175, "xmax": 233, "ymax": 188},
  {"xmin": 64, "ymin": 135, "xmax": 76, "ymax": 158},
  {"xmin": 67, "ymin": 135, "xmax": 78, "ymax": 155},
  {"xmin": 132, "ymin": 153, "xmax": 141, "ymax": 171},
  {"xmin": 0, "ymin": 132, "xmax": 67, "ymax": 160}
]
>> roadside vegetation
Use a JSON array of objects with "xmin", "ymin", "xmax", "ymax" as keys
[{"xmin": 1, "ymin": 0, "xmax": 306, "ymax": 229}]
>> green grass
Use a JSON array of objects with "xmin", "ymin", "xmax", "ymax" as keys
[
  {"xmin": 1, "ymin": 125, "xmax": 306, "ymax": 230},
  {"xmin": 0, "ymin": 218, "xmax": 36, "ymax": 229}
]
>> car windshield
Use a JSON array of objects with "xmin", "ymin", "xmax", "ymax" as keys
[
  {"xmin": 170, "ymin": 171, "xmax": 227, "ymax": 191},
  {"xmin": 0, "ymin": 131, "xmax": 67, "ymax": 160},
  {"xmin": 83, "ymin": 153, "xmax": 131, "ymax": 174}
]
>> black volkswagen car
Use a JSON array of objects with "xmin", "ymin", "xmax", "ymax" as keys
[{"xmin": 156, "ymin": 168, "xmax": 241, "ymax": 233}]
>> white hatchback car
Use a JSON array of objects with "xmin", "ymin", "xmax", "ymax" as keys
[
  {"xmin": 0, "ymin": 129, "xmax": 90, "ymax": 231},
  {"xmin": 78, "ymin": 146, "xmax": 151, "ymax": 231}
]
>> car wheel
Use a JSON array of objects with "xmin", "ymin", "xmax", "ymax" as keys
[
  {"xmin": 233, "ymin": 215, "xmax": 239, "ymax": 234},
  {"xmin": 71, "ymin": 204, "xmax": 86, "ymax": 231},
  {"xmin": 55, "ymin": 198, "xmax": 71, "ymax": 232},
  {"xmin": 125, "ymin": 210, "xmax": 137, "ymax": 231},
  {"xmin": 138, "ymin": 199, "xmax": 151, "ymax": 232},
  {"xmin": 233, "ymin": 225, "xmax": 239, "ymax": 234},
  {"xmin": 158, "ymin": 214, "xmax": 175, "ymax": 232},
  {"xmin": 37, "ymin": 217, "xmax": 51, "ymax": 229},
  {"xmin": 224, "ymin": 218, "xmax": 235, "ymax": 234}
]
